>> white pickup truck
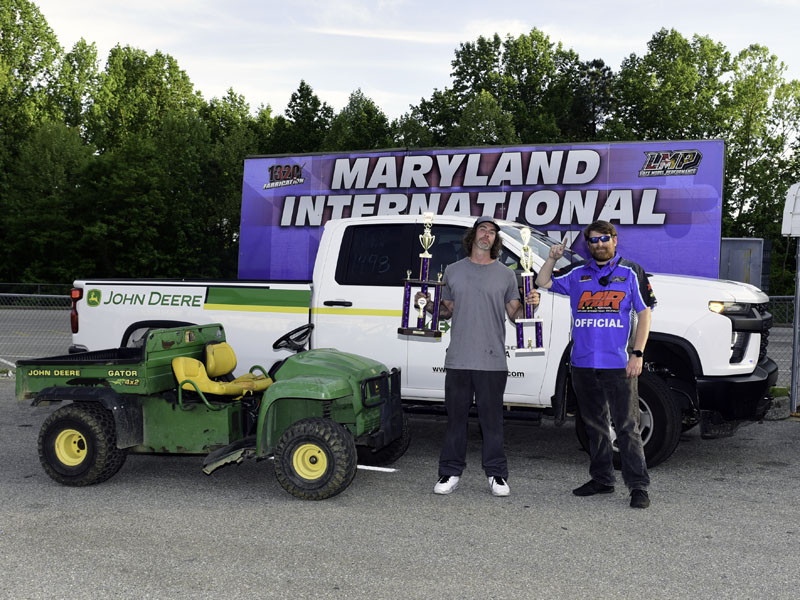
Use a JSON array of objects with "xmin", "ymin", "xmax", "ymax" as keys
[{"xmin": 69, "ymin": 214, "xmax": 777, "ymax": 466}]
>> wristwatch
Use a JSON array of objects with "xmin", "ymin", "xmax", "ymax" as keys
[{"xmin": 631, "ymin": 349, "xmax": 643, "ymax": 358}]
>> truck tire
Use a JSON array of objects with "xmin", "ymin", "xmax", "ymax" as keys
[
  {"xmin": 574, "ymin": 371, "xmax": 682, "ymax": 469},
  {"xmin": 357, "ymin": 412, "xmax": 412, "ymax": 466},
  {"xmin": 274, "ymin": 418, "xmax": 357, "ymax": 500},
  {"xmin": 38, "ymin": 403, "xmax": 128, "ymax": 486}
]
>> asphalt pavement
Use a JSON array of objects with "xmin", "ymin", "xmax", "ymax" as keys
[{"xmin": 1, "ymin": 378, "xmax": 799, "ymax": 599}]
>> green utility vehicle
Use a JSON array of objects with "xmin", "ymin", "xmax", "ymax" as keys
[{"xmin": 16, "ymin": 323, "xmax": 409, "ymax": 500}]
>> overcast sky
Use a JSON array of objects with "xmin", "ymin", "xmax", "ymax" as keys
[{"xmin": 32, "ymin": 0, "xmax": 800, "ymax": 121}]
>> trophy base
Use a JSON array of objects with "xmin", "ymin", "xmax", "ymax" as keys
[
  {"xmin": 513, "ymin": 347, "xmax": 546, "ymax": 357},
  {"xmin": 398, "ymin": 327, "xmax": 442, "ymax": 338}
]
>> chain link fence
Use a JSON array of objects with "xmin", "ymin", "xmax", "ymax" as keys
[
  {"xmin": 0, "ymin": 286, "xmax": 797, "ymax": 388},
  {"xmin": 768, "ymin": 296, "xmax": 793, "ymax": 389},
  {"xmin": 0, "ymin": 291, "xmax": 72, "ymax": 373}
]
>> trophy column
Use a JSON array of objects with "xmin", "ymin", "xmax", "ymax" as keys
[
  {"xmin": 398, "ymin": 212, "xmax": 444, "ymax": 339},
  {"xmin": 514, "ymin": 227, "xmax": 545, "ymax": 356}
]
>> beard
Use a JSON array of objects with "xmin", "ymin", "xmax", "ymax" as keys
[
  {"xmin": 475, "ymin": 238, "xmax": 492, "ymax": 251},
  {"xmin": 589, "ymin": 244, "xmax": 615, "ymax": 263}
]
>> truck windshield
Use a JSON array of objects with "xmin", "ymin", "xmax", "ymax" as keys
[{"xmin": 499, "ymin": 224, "xmax": 582, "ymax": 270}]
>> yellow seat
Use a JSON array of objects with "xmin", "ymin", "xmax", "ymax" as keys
[
  {"xmin": 172, "ymin": 357, "xmax": 248, "ymax": 397},
  {"xmin": 205, "ymin": 342, "xmax": 272, "ymax": 392}
]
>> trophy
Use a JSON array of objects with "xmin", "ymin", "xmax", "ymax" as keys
[
  {"xmin": 398, "ymin": 212, "xmax": 445, "ymax": 338},
  {"xmin": 514, "ymin": 227, "xmax": 545, "ymax": 356}
]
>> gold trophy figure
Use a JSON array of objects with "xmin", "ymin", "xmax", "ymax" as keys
[{"xmin": 514, "ymin": 227, "xmax": 545, "ymax": 356}]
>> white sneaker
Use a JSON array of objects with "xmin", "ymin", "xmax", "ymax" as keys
[
  {"xmin": 489, "ymin": 476, "xmax": 510, "ymax": 497},
  {"xmin": 433, "ymin": 475, "xmax": 460, "ymax": 494}
]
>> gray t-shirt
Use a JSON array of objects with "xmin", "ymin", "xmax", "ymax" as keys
[{"xmin": 442, "ymin": 257, "xmax": 519, "ymax": 371}]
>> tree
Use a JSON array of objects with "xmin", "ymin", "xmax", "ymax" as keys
[
  {"xmin": 0, "ymin": 0, "xmax": 61, "ymax": 135},
  {"xmin": 2, "ymin": 120, "xmax": 95, "ymax": 282},
  {"xmin": 498, "ymin": 29, "xmax": 565, "ymax": 141},
  {"xmin": 280, "ymin": 79, "xmax": 333, "ymax": 152},
  {"xmin": 391, "ymin": 107, "xmax": 434, "ymax": 148},
  {"xmin": 721, "ymin": 45, "xmax": 800, "ymax": 293},
  {"xmin": 414, "ymin": 28, "xmax": 612, "ymax": 145},
  {"xmin": 200, "ymin": 89, "xmax": 263, "ymax": 275},
  {"xmin": 415, "ymin": 87, "xmax": 461, "ymax": 146},
  {"xmin": 85, "ymin": 45, "xmax": 203, "ymax": 151},
  {"xmin": 604, "ymin": 29, "xmax": 731, "ymax": 139},
  {"xmin": 449, "ymin": 90, "xmax": 518, "ymax": 146},
  {"xmin": 0, "ymin": 0, "xmax": 63, "ymax": 189},
  {"xmin": 249, "ymin": 103, "xmax": 275, "ymax": 154},
  {"xmin": 322, "ymin": 89, "xmax": 391, "ymax": 151},
  {"xmin": 50, "ymin": 38, "xmax": 100, "ymax": 130}
]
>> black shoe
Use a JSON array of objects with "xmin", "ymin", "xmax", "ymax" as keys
[
  {"xmin": 630, "ymin": 489, "xmax": 650, "ymax": 509},
  {"xmin": 572, "ymin": 480, "xmax": 615, "ymax": 497}
]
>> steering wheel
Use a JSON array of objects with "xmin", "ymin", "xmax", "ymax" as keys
[{"xmin": 272, "ymin": 323, "xmax": 314, "ymax": 352}]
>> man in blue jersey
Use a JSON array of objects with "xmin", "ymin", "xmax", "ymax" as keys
[{"xmin": 536, "ymin": 220, "xmax": 656, "ymax": 509}]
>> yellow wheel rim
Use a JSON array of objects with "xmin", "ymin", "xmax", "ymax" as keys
[
  {"xmin": 292, "ymin": 443, "xmax": 328, "ymax": 480},
  {"xmin": 54, "ymin": 428, "xmax": 88, "ymax": 466}
]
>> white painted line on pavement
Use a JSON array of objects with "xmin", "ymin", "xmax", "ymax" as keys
[
  {"xmin": 265, "ymin": 455, "xmax": 397, "ymax": 472},
  {"xmin": 357, "ymin": 465, "xmax": 397, "ymax": 472}
]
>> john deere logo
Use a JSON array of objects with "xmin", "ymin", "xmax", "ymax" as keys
[{"xmin": 86, "ymin": 289, "xmax": 102, "ymax": 307}]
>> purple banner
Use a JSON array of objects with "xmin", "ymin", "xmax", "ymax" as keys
[{"xmin": 239, "ymin": 141, "xmax": 724, "ymax": 280}]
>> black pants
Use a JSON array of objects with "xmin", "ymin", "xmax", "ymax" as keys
[
  {"xmin": 571, "ymin": 367, "xmax": 650, "ymax": 491},
  {"xmin": 439, "ymin": 369, "xmax": 508, "ymax": 479}
]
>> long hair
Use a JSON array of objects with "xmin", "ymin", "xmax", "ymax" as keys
[{"xmin": 462, "ymin": 226, "xmax": 503, "ymax": 259}]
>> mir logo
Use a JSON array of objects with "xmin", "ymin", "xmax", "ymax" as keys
[
  {"xmin": 639, "ymin": 150, "xmax": 702, "ymax": 177},
  {"xmin": 86, "ymin": 289, "xmax": 102, "ymax": 307}
]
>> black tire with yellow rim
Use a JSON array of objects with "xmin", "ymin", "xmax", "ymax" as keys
[
  {"xmin": 274, "ymin": 417, "xmax": 357, "ymax": 500},
  {"xmin": 38, "ymin": 403, "xmax": 127, "ymax": 486}
]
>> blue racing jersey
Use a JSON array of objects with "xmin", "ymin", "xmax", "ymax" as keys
[{"xmin": 550, "ymin": 256, "xmax": 657, "ymax": 369}]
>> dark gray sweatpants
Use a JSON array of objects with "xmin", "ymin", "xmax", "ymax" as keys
[
  {"xmin": 438, "ymin": 368, "xmax": 508, "ymax": 479},
  {"xmin": 571, "ymin": 367, "xmax": 650, "ymax": 491}
]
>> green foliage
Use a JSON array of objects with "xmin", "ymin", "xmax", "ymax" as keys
[
  {"xmin": 2, "ymin": 120, "xmax": 94, "ymax": 282},
  {"xmin": 391, "ymin": 107, "xmax": 434, "ymax": 148},
  {"xmin": 449, "ymin": 90, "xmax": 518, "ymax": 146},
  {"xmin": 86, "ymin": 44, "xmax": 203, "ymax": 151},
  {"xmin": 606, "ymin": 29, "xmax": 731, "ymax": 139},
  {"xmin": 275, "ymin": 79, "xmax": 333, "ymax": 152},
  {"xmin": 322, "ymin": 89, "xmax": 391, "ymax": 151}
]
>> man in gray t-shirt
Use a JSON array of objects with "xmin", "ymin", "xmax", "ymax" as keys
[{"xmin": 418, "ymin": 216, "xmax": 538, "ymax": 497}]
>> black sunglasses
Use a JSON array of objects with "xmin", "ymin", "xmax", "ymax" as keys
[{"xmin": 588, "ymin": 235, "xmax": 615, "ymax": 244}]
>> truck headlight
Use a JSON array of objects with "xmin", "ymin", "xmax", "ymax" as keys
[{"xmin": 708, "ymin": 301, "xmax": 751, "ymax": 315}]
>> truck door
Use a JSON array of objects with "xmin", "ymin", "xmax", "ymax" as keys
[{"xmin": 311, "ymin": 222, "xmax": 415, "ymax": 386}]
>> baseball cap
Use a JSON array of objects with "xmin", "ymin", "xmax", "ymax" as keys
[{"xmin": 474, "ymin": 215, "xmax": 500, "ymax": 231}]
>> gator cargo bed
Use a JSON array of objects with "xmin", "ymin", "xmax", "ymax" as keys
[{"xmin": 16, "ymin": 324, "xmax": 227, "ymax": 399}]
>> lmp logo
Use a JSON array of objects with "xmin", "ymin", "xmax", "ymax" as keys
[
  {"xmin": 86, "ymin": 289, "xmax": 102, "ymax": 307},
  {"xmin": 639, "ymin": 150, "xmax": 702, "ymax": 177}
]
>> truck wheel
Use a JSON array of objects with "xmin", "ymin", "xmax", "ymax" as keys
[
  {"xmin": 357, "ymin": 412, "xmax": 412, "ymax": 466},
  {"xmin": 274, "ymin": 418, "xmax": 357, "ymax": 500},
  {"xmin": 574, "ymin": 371, "xmax": 681, "ymax": 469},
  {"xmin": 38, "ymin": 404, "xmax": 127, "ymax": 486}
]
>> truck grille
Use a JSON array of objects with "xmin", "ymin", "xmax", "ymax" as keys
[{"xmin": 755, "ymin": 303, "xmax": 771, "ymax": 362}]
